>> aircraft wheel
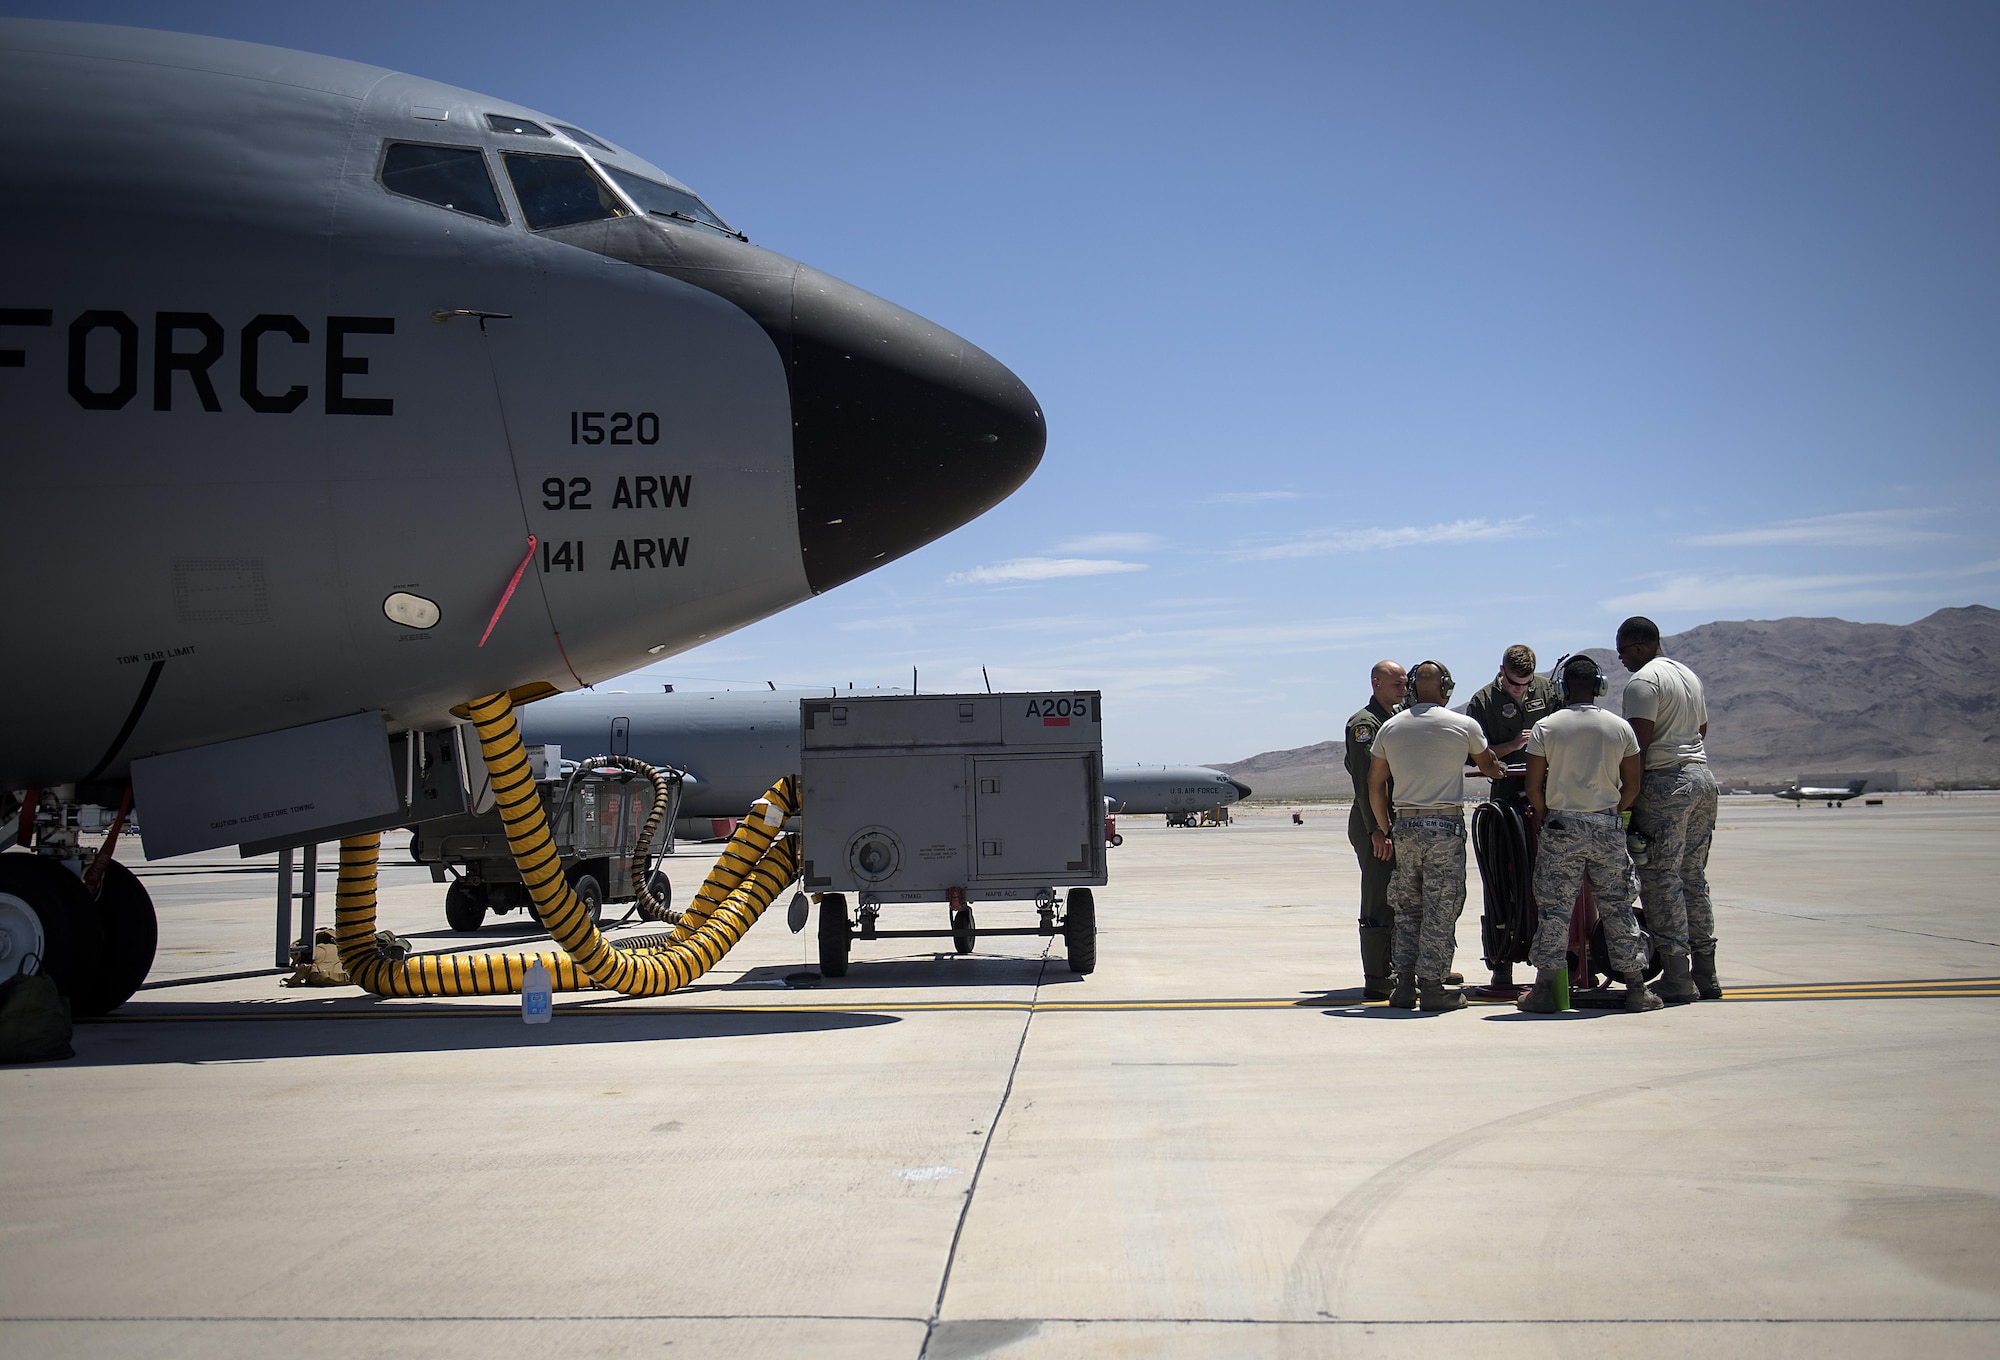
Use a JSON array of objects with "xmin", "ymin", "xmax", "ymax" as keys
[
  {"xmin": 818, "ymin": 893, "xmax": 851, "ymax": 977},
  {"xmin": 570, "ymin": 874, "xmax": 604, "ymax": 928},
  {"xmin": 1063, "ymin": 888, "xmax": 1096, "ymax": 975},
  {"xmin": 74, "ymin": 861, "xmax": 156, "ymax": 1015},
  {"xmin": 951, "ymin": 905, "xmax": 976, "ymax": 954},
  {"xmin": 0, "ymin": 853, "xmax": 103, "ymax": 1006},
  {"xmin": 444, "ymin": 880, "xmax": 487, "ymax": 933}
]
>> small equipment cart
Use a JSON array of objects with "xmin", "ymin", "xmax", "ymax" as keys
[
  {"xmin": 409, "ymin": 745, "xmax": 684, "ymax": 932},
  {"xmin": 799, "ymin": 691, "xmax": 1106, "ymax": 976}
]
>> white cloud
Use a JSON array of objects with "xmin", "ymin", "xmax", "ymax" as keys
[
  {"xmin": 1684, "ymin": 509, "xmax": 1950, "ymax": 549},
  {"xmin": 947, "ymin": 557, "xmax": 1149, "ymax": 584},
  {"xmin": 1211, "ymin": 490, "xmax": 1307, "ymax": 504},
  {"xmin": 1051, "ymin": 531, "xmax": 1165, "ymax": 554},
  {"xmin": 833, "ymin": 615, "xmax": 922, "ymax": 634},
  {"xmin": 1601, "ymin": 559, "xmax": 2000, "ymax": 616},
  {"xmin": 956, "ymin": 612, "xmax": 1460, "ymax": 687},
  {"xmin": 1238, "ymin": 516, "xmax": 1533, "ymax": 560}
]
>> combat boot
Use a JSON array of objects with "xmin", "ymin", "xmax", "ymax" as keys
[
  {"xmin": 1622, "ymin": 971, "xmax": 1664, "ymax": 1013},
  {"xmin": 1692, "ymin": 948, "xmax": 1723, "ymax": 1000},
  {"xmin": 1419, "ymin": 977, "xmax": 1467, "ymax": 1011},
  {"xmin": 1516, "ymin": 968, "xmax": 1561, "ymax": 1013},
  {"xmin": 1656, "ymin": 952, "xmax": 1701, "ymax": 1004},
  {"xmin": 1388, "ymin": 975, "xmax": 1417, "ymax": 1010},
  {"xmin": 1363, "ymin": 976, "xmax": 1393, "ymax": 1002}
]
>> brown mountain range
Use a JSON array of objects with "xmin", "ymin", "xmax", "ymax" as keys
[{"xmin": 1214, "ymin": 605, "xmax": 1999, "ymax": 798}]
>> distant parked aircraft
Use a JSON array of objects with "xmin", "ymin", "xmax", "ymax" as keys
[
  {"xmin": 521, "ymin": 691, "xmax": 1251, "ymax": 837},
  {"xmin": 1775, "ymin": 779, "xmax": 1868, "ymax": 806},
  {"xmin": 1102, "ymin": 765, "xmax": 1252, "ymax": 818}
]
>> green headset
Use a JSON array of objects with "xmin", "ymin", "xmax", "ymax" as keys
[{"xmin": 1550, "ymin": 652, "xmax": 1608, "ymax": 700}]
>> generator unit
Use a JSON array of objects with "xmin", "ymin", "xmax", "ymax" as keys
[
  {"xmin": 799, "ymin": 691, "xmax": 1105, "ymax": 976},
  {"xmin": 409, "ymin": 746, "xmax": 683, "ymax": 934}
]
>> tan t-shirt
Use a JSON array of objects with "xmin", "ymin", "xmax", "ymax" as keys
[
  {"xmin": 1526, "ymin": 705, "xmax": 1639, "ymax": 813},
  {"xmin": 1621, "ymin": 656, "xmax": 1708, "ymax": 770},
  {"xmin": 1372, "ymin": 703, "xmax": 1488, "ymax": 809}
]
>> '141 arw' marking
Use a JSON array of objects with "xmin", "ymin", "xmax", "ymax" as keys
[{"xmin": 540, "ymin": 538, "xmax": 690, "ymax": 572}]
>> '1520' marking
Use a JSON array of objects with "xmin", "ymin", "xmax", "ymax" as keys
[{"xmin": 570, "ymin": 411, "xmax": 659, "ymax": 445}]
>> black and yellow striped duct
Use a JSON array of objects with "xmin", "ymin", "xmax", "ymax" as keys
[{"xmin": 333, "ymin": 691, "xmax": 800, "ymax": 997}]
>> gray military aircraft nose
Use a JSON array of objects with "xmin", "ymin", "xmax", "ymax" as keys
[
  {"xmin": 543, "ymin": 216, "xmax": 1045, "ymax": 593},
  {"xmin": 787, "ymin": 265, "xmax": 1046, "ymax": 593}
]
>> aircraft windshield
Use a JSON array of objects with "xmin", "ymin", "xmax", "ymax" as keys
[
  {"xmin": 502, "ymin": 153, "xmax": 627, "ymax": 231},
  {"xmin": 603, "ymin": 167, "xmax": 742, "ymax": 239},
  {"xmin": 378, "ymin": 143, "xmax": 507, "ymax": 223}
]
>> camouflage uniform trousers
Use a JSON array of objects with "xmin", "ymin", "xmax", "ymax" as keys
[
  {"xmin": 1388, "ymin": 817, "xmax": 1467, "ymax": 982},
  {"xmin": 1631, "ymin": 761, "xmax": 1719, "ymax": 955},
  {"xmin": 1529, "ymin": 811, "xmax": 1647, "ymax": 975}
]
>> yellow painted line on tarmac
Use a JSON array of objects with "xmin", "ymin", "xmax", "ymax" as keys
[{"xmin": 88, "ymin": 978, "xmax": 2000, "ymax": 1023}]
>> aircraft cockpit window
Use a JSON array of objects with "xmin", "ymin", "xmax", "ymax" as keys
[
  {"xmin": 603, "ymin": 166, "xmax": 744, "ymax": 240},
  {"xmin": 552, "ymin": 123, "xmax": 613, "ymax": 151},
  {"xmin": 377, "ymin": 142, "xmax": 507, "ymax": 223},
  {"xmin": 502, "ymin": 152, "xmax": 628, "ymax": 231},
  {"xmin": 486, "ymin": 114, "xmax": 552, "ymax": 136}
]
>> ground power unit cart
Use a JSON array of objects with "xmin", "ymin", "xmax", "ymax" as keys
[
  {"xmin": 799, "ymin": 691, "xmax": 1107, "ymax": 976},
  {"xmin": 410, "ymin": 745, "xmax": 685, "ymax": 932}
]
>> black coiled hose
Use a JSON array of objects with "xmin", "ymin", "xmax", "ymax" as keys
[{"xmin": 1472, "ymin": 799, "xmax": 1537, "ymax": 967}]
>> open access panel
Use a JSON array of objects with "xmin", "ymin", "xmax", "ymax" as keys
[{"xmin": 799, "ymin": 691, "xmax": 1105, "ymax": 975}]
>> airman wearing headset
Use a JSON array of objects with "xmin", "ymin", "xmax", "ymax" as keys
[
  {"xmin": 1368, "ymin": 660, "xmax": 1506, "ymax": 1011},
  {"xmin": 1517, "ymin": 654, "xmax": 1662, "ymax": 1015}
]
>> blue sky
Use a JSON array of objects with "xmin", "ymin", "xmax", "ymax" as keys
[{"xmin": 14, "ymin": 1, "xmax": 1997, "ymax": 761}]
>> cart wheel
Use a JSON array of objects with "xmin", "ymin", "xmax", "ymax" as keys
[
  {"xmin": 571, "ymin": 874, "xmax": 604, "ymax": 928},
  {"xmin": 1110, "ymin": 833, "xmax": 1124, "ymax": 848},
  {"xmin": 818, "ymin": 892, "xmax": 851, "ymax": 977},
  {"xmin": 951, "ymin": 905, "xmax": 976, "ymax": 954},
  {"xmin": 1064, "ymin": 888, "xmax": 1097, "ymax": 975},
  {"xmin": 444, "ymin": 881, "xmax": 486, "ymax": 933}
]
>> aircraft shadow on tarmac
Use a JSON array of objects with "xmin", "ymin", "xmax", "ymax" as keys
[{"xmin": 50, "ymin": 1003, "xmax": 898, "ymax": 1067}]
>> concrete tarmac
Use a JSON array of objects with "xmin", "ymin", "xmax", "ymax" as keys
[{"xmin": 3, "ymin": 794, "xmax": 1997, "ymax": 1358}]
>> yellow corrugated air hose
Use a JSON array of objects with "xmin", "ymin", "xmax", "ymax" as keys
[{"xmin": 333, "ymin": 692, "xmax": 801, "ymax": 997}]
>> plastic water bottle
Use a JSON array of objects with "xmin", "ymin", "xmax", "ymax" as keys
[{"xmin": 522, "ymin": 960, "xmax": 552, "ymax": 1024}]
